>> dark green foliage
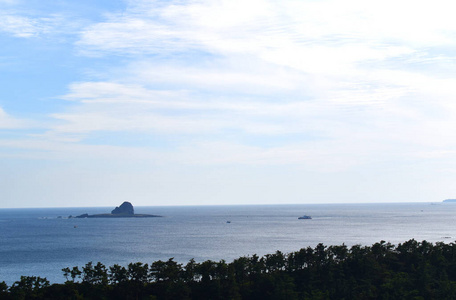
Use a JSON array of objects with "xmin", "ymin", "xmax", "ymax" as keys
[
  {"xmin": 0, "ymin": 281, "xmax": 10, "ymax": 299},
  {"xmin": 8, "ymin": 276, "xmax": 50, "ymax": 300},
  {"xmin": 6, "ymin": 239, "xmax": 456, "ymax": 299},
  {"xmin": 108, "ymin": 264, "xmax": 128, "ymax": 284}
]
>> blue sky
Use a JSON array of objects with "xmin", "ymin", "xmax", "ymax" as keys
[{"xmin": 2, "ymin": 0, "xmax": 456, "ymax": 208}]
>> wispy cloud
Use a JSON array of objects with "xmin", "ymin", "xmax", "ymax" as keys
[
  {"xmin": 78, "ymin": 0, "xmax": 456, "ymax": 56},
  {"xmin": 4, "ymin": 0, "xmax": 456, "ymax": 206},
  {"xmin": 42, "ymin": 0, "xmax": 456, "ymax": 170},
  {"xmin": 0, "ymin": 106, "xmax": 28, "ymax": 128},
  {"xmin": 0, "ymin": 13, "xmax": 63, "ymax": 38}
]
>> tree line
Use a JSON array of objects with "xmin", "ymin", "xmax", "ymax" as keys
[{"xmin": 3, "ymin": 239, "xmax": 456, "ymax": 299}]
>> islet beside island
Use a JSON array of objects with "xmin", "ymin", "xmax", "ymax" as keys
[{"xmin": 70, "ymin": 201, "xmax": 162, "ymax": 218}]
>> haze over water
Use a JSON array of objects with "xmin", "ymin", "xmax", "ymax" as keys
[{"xmin": 1, "ymin": 202, "xmax": 455, "ymax": 285}]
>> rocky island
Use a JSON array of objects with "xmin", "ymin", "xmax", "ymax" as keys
[{"xmin": 73, "ymin": 202, "xmax": 161, "ymax": 218}]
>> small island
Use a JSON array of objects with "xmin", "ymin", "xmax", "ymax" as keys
[
  {"xmin": 73, "ymin": 202, "xmax": 161, "ymax": 218},
  {"xmin": 443, "ymin": 199, "xmax": 456, "ymax": 203}
]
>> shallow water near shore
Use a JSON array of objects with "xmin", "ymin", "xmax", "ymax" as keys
[{"xmin": 1, "ymin": 202, "xmax": 455, "ymax": 285}]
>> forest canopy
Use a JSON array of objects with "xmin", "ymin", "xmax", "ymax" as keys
[{"xmin": 3, "ymin": 239, "xmax": 456, "ymax": 299}]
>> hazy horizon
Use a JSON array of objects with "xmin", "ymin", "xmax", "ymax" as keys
[
  {"xmin": 1, "ymin": 200, "xmax": 449, "ymax": 210},
  {"xmin": 2, "ymin": 0, "xmax": 456, "ymax": 208}
]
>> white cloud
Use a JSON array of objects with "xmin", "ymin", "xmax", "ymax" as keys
[
  {"xmin": 6, "ymin": 0, "xmax": 456, "ymax": 207},
  {"xmin": 0, "ymin": 14, "xmax": 41, "ymax": 37},
  {"xmin": 41, "ymin": 73, "xmax": 454, "ymax": 172},
  {"xmin": 73, "ymin": 0, "xmax": 456, "ymax": 107},
  {"xmin": 0, "ymin": 106, "xmax": 27, "ymax": 128},
  {"xmin": 78, "ymin": 0, "xmax": 456, "ymax": 56},
  {"xmin": 7, "ymin": 0, "xmax": 456, "ymax": 181},
  {"xmin": 0, "ymin": 13, "xmax": 62, "ymax": 37}
]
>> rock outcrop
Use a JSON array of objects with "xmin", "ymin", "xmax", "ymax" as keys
[
  {"xmin": 73, "ymin": 202, "xmax": 161, "ymax": 218},
  {"xmin": 111, "ymin": 202, "xmax": 134, "ymax": 215}
]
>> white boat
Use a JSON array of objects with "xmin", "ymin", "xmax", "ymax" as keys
[{"xmin": 298, "ymin": 215, "xmax": 312, "ymax": 219}]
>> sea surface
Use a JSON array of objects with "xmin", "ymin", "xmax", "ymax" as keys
[{"xmin": 1, "ymin": 202, "xmax": 455, "ymax": 285}]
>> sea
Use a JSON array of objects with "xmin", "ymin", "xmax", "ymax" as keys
[{"xmin": 1, "ymin": 202, "xmax": 455, "ymax": 285}]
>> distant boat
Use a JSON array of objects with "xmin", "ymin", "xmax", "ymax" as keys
[
  {"xmin": 226, "ymin": 221, "xmax": 231, "ymax": 223},
  {"xmin": 298, "ymin": 215, "xmax": 312, "ymax": 220}
]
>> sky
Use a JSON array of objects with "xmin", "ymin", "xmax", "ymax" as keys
[{"xmin": 1, "ymin": 0, "xmax": 456, "ymax": 208}]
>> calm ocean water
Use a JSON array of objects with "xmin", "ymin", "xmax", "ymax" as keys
[{"xmin": 1, "ymin": 202, "xmax": 455, "ymax": 285}]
